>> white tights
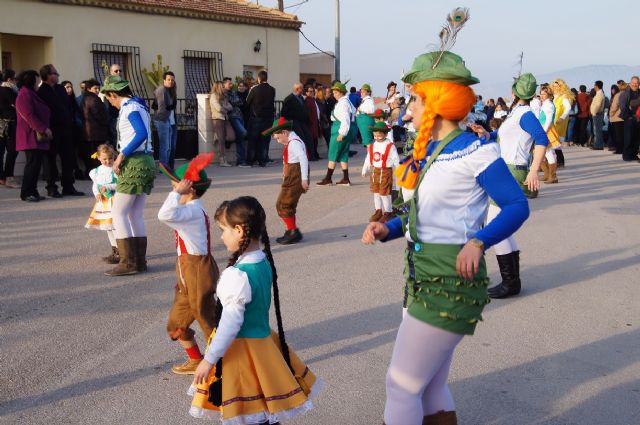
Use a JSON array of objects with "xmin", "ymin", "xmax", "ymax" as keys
[
  {"xmin": 384, "ymin": 313, "xmax": 463, "ymax": 425},
  {"xmin": 112, "ymin": 193, "xmax": 147, "ymax": 239},
  {"xmin": 487, "ymin": 203, "xmax": 518, "ymax": 255},
  {"xmin": 107, "ymin": 230, "xmax": 116, "ymax": 247},
  {"xmin": 545, "ymin": 148, "xmax": 557, "ymax": 164}
]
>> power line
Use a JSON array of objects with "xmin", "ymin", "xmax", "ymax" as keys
[
  {"xmin": 299, "ymin": 30, "xmax": 335, "ymax": 58},
  {"xmin": 285, "ymin": 0, "xmax": 309, "ymax": 10}
]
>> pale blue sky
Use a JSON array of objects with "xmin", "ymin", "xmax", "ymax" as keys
[{"xmin": 259, "ymin": 0, "xmax": 637, "ymax": 97}]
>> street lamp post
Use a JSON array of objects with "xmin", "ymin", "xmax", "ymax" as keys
[{"xmin": 335, "ymin": 0, "xmax": 340, "ymax": 81}]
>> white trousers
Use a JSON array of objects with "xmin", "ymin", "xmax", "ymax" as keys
[
  {"xmin": 384, "ymin": 313, "xmax": 463, "ymax": 425},
  {"xmin": 487, "ymin": 203, "xmax": 518, "ymax": 255}
]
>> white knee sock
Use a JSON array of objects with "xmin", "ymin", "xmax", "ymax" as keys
[
  {"xmin": 129, "ymin": 194, "xmax": 147, "ymax": 237},
  {"xmin": 545, "ymin": 149, "xmax": 557, "ymax": 164},
  {"xmin": 486, "ymin": 203, "xmax": 518, "ymax": 255},
  {"xmin": 107, "ymin": 230, "xmax": 116, "ymax": 247},
  {"xmin": 374, "ymin": 193, "xmax": 382, "ymax": 210},
  {"xmin": 384, "ymin": 314, "xmax": 463, "ymax": 425},
  {"xmin": 381, "ymin": 195, "xmax": 392, "ymax": 213}
]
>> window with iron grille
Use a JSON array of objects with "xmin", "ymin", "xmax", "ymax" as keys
[
  {"xmin": 91, "ymin": 43, "xmax": 148, "ymax": 98},
  {"xmin": 183, "ymin": 50, "xmax": 223, "ymax": 100}
]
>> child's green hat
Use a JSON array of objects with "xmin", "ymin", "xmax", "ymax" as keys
[
  {"xmin": 261, "ymin": 116, "xmax": 293, "ymax": 136},
  {"xmin": 370, "ymin": 108, "xmax": 387, "ymax": 119},
  {"xmin": 159, "ymin": 153, "xmax": 214, "ymax": 189},
  {"xmin": 360, "ymin": 83, "xmax": 372, "ymax": 93},
  {"xmin": 368, "ymin": 122, "xmax": 391, "ymax": 133}
]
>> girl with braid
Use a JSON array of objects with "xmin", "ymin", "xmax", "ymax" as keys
[{"xmin": 188, "ymin": 196, "xmax": 321, "ymax": 424}]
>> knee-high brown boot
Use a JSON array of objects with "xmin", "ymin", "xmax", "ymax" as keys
[
  {"xmin": 545, "ymin": 163, "xmax": 558, "ymax": 184},
  {"xmin": 423, "ymin": 410, "xmax": 458, "ymax": 425},
  {"xmin": 133, "ymin": 236, "xmax": 148, "ymax": 272},
  {"xmin": 104, "ymin": 238, "xmax": 138, "ymax": 276},
  {"xmin": 540, "ymin": 159, "xmax": 549, "ymax": 182}
]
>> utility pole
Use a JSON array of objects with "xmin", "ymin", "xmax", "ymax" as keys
[
  {"xmin": 277, "ymin": 0, "xmax": 284, "ymax": 11},
  {"xmin": 335, "ymin": 0, "xmax": 340, "ymax": 81},
  {"xmin": 517, "ymin": 51, "xmax": 524, "ymax": 77}
]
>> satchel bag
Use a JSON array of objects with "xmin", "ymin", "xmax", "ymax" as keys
[
  {"xmin": 224, "ymin": 120, "xmax": 236, "ymax": 143},
  {"xmin": 17, "ymin": 108, "xmax": 51, "ymax": 144}
]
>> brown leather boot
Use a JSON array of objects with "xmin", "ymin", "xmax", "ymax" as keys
[
  {"xmin": 380, "ymin": 212, "xmax": 394, "ymax": 223},
  {"xmin": 369, "ymin": 209, "xmax": 383, "ymax": 222},
  {"xmin": 104, "ymin": 238, "xmax": 138, "ymax": 276},
  {"xmin": 133, "ymin": 236, "xmax": 148, "ymax": 272},
  {"xmin": 540, "ymin": 160, "xmax": 549, "ymax": 182},
  {"xmin": 544, "ymin": 163, "xmax": 558, "ymax": 184},
  {"xmin": 423, "ymin": 410, "xmax": 458, "ymax": 425}
]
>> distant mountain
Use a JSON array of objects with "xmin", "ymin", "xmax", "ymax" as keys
[{"xmin": 476, "ymin": 65, "xmax": 640, "ymax": 99}]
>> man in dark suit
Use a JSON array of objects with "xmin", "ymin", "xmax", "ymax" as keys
[
  {"xmin": 37, "ymin": 64, "xmax": 84, "ymax": 197},
  {"xmin": 245, "ymin": 70, "xmax": 275, "ymax": 167},
  {"xmin": 280, "ymin": 82, "xmax": 313, "ymax": 159}
]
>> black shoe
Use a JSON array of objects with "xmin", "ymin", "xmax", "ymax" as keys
[
  {"xmin": 590, "ymin": 146, "xmax": 604, "ymax": 150},
  {"xmin": 348, "ymin": 150, "xmax": 358, "ymax": 158},
  {"xmin": 488, "ymin": 251, "xmax": 521, "ymax": 299},
  {"xmin": 21, "ymin": 195, "xmax": 40, "ymax": 202},
  {"xmin": 276, "ymin": 228, "xmax": 302, "ymax": 245},
  {"xmin": 62, "ymin": 188, "xmax": 85, "ymax": 196},
  {"xmin": 48, "ymin": 190, "xmax": 62, "ymax": 198}
]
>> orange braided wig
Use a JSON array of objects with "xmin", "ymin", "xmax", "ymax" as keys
[{"xmin": 395, "ymin": 80, "xmax": 476, "ymax": 189}]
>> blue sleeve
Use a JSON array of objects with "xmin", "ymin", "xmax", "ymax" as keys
[
  {"xmin": 489, "ymin": 131, "xmax": 498, "ymax": 141},
  {"xmin": 121, "ymin": 111, "xmax": 149, "ymax": 156},
  {"xmin": 381, "ymin": 217, "xmax": 404, "ymax": 242},
  {"xmin": 474, "ymin": 158, "xmax": 530, "ymax": 249},
  {"xmin": 519, "ymin": 111, "xmax": 549, "ymax": 147}
]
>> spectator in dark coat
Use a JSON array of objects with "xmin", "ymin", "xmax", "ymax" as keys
[
  {"xmin": 81, "ymin": 79, "xmax": 110, "ymax": 170},
  {"xmin": 0, "ymin": 69, "xmax": 19, "ymax": 188},
  {"xmin": 15, "ymin": 70, "xmax": 52, "ymax": 202},
  {"xmin": 304, "ymin": 84, "xmax": 321, "ymax": 160},
  {"xmin": 280, "ymin": 82, "xmax": 313, "ymax": 158},
  {"xmin": 618, "ymin": 76, "xmax": 640, "ymax": 161},
  {"xmin": 37, "ymin": 64, "xmax": 83, "ymax": 197},
  {"xmin": 245, "ymin": 70, "xmax": 275, "ymax": 166}
]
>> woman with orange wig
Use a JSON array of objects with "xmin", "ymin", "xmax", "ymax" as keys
[{"xmin": 361, "ymin": 9, "xmax": 530, "ymax": 424}]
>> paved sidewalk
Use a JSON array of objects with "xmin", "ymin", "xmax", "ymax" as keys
[{"xmin": 1, "ymin": 146, "xmax": 639, "ymax": 425}]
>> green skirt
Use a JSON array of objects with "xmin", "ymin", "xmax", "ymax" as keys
[
  {"xmin": 116, "ymin": 153, "xmax": 156, "ymax": 195},
  {"xmin": 404, "ymin": 242, "xmax": 490, "ymax": 335}
]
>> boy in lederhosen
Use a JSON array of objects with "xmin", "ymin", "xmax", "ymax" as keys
[
  {"xmin": 361, "ymin": 122, "xmax": 399, "ymax": 222},
  {"xmin": 158, "ymin": 153, "xmax": 220, "ymax": 375},
  {"xmin": 263, "ymin": 117, "xmax": 309, "ymax": 245}
]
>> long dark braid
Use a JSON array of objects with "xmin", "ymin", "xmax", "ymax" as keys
[{"xmin": 261, "ymin": 229, "xmax": 294, "ymax": 373}]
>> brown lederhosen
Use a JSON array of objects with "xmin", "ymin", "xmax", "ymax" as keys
[
  {"xmin": 370, "ymin": 167, "xmax": 393, "ymax": 196},
  {"xmin": 167, "ymin": 212, "xmax": 220, "ymax": 341},
  {"xmin": 276, "ymin": 162, "xmax": 305, "ymax": 218}
]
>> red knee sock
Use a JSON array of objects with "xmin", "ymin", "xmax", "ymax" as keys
[
  {"xmin": 282, "ymin": 216, "xmax": 296, "ymax": 231},
  {"xmin": 179, "ymin": 338, "xmax": 203, "ymax": 360}
]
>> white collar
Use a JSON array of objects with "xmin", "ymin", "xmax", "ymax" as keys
[{"xmin": 237, "ymin": 249, "xmax": 266, "ymax": 264}]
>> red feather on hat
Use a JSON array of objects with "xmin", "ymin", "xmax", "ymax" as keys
[{"xmin": 184, "ymin": 152, "xmax": 214, "ymax": 181}]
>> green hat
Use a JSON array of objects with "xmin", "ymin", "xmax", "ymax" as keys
[
  {"xmin": 159, "ymin": 153, "xmax": 213, "ymax": 190},
  {"xmin": 368, "ymin": 122, "xmax": 391, "ymax": 133},
  {"xmin": 402, "ymin": 51, "xmax": 479, "ymax": 86},
  {"xmin": 261, "ymin": 117, "xmax": 293, "ymax": 136},
  {"xmin": 360, "ymin": 83, "xmax": 372, "ymax": 93},
  {"xmin": 331, "ymin": 82, "xmax": 347, "ymax": 94},
  {"xmin": 512, "ymin": 73, "xmax": 538, "ymax": 100},
  {"xmin": 100, "ymin": 75, "xmax": 130, "ymax": 93}
]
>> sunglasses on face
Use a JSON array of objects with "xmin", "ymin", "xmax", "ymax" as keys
[{"xmin": 113, "ymin": 70, "xmax": 122, "ymax": 73}]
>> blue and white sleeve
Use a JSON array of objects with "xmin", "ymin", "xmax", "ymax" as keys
[
  {"xmin": 474, "ymin": 158, "xmax": 530, "ymax": 249},
  {"xmin": 121, "ymin": 111, "xmax": 149, "ymax": 156},
  {"xmin": 381, "ymin": 217, "xmax": 404, "ymax": 242},
  {"xmin": 519, "ymin": 111, "xmax": 549, "ymax": 147}
]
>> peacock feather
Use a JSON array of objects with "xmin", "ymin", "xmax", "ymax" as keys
[{"xmin": 432, "ymin": 7, "xmax": 470, "ymax": 69}]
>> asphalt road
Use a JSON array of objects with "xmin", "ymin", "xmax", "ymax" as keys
[{"xmin": 1, "ymin": 145, "xmax": 639, "ymax": 425}]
